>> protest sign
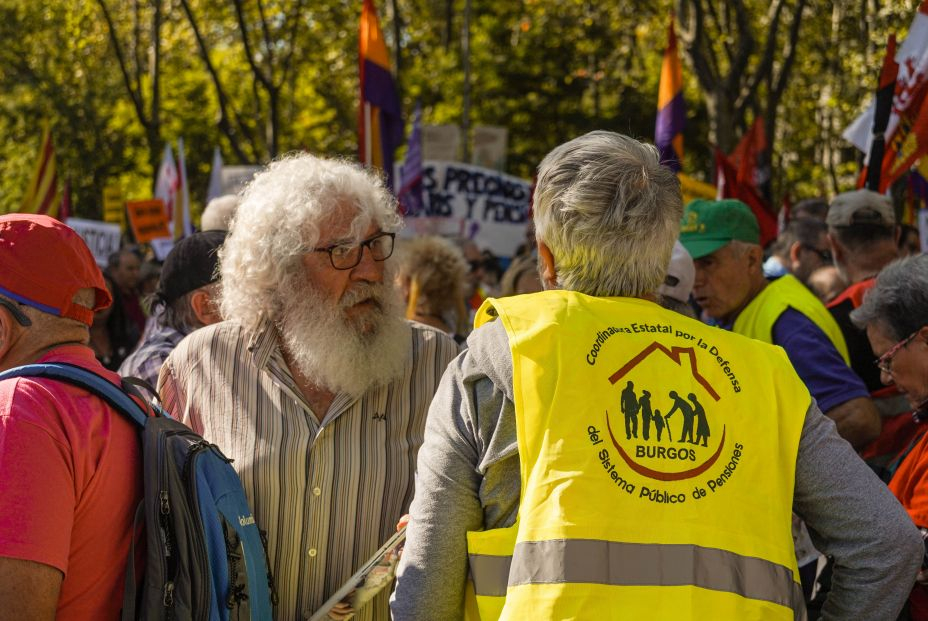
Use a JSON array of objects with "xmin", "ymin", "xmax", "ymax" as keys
[
  {"xmin": 102, "ymin": 185, "xmax": 125, "ymax": 228},
  {"xmin": 397, "ymin": 160, "xmax": 531, "ymax": 258},
  {"xmin": 66, "ymin": 218, "xmax": 122, "ymax": 267},
  {"xmin": 126, "ymin": 199, "xmax": 170, "ymax": 243}
]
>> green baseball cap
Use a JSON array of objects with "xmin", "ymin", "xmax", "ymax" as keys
[{"xmin": 679, "ymin": 199, "xmax": 760, "ymax": 259}]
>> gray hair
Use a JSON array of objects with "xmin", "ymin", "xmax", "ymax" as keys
[
  {"xmin": 201, "ymin": 195, "xmax": 240, "ymax": 231},
  {"xmin": 158, "ymin": 282, "xmax": 219, "ymax": 334},
  {"xmin": 851, "ymin": 254, "xmax": 928, "ymax": 340},
  {"xmin": 219, "ymin": 153, "xmax": 402, "ymax": 330},
  {"xmin": 533, "ymin": 131, "xmax": 682, "ymax": 297}
]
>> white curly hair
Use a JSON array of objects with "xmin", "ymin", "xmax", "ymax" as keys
[{"xmin": 219, "ymin": 153, "xmax": 403, "ymax": 330}]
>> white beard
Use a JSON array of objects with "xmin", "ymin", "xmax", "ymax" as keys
[{"xmin": 276, "ymin": 271, "xmax": 411, "ymax": 398}]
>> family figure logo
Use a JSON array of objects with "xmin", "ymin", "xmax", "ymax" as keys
[{"xmin": 604, "ymin": 342, "xmax": 726, "ymax": 482}]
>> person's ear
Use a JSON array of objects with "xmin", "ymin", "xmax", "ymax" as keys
[
  {"xmin": 190, "ymin": 289, "xmax": 222, "ymax": 326},
  {"xmin": 918, "ymin": 325, "xmax": 928, "ymax": 346},
  {"xmin": 746, "ymin": 244, "xmax": 764, "ymax": 270},
  {"xmin": 536, "ymin": 240, "xmax": 558, "ymax": 289},
  {"xmin": 0, "ymin": 308, "xmax": 18, "ymax": 369},
  {"xmin": 788, "ymin": 241, "xmax": 803, "ymax": 266}
]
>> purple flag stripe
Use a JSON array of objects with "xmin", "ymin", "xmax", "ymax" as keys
[{"xmin": 363, "ymin": 60, "xmax": 401, "ymax": 114}]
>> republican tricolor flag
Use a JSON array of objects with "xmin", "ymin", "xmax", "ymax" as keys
[
  {"xmin": 359, "ymin": 0, "xmax": 402, "ymax": 190},
  {"xmin": 655, "ymin": 14, "xmax": 685, "ymax": 172}
]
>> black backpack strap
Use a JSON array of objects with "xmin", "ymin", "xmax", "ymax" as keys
[{"xmin": 0, "ymin": 363, "xmax": 150, "ymax": 427}]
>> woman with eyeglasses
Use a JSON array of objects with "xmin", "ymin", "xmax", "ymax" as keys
[{"xmin": 852, "ymin": 254, "xmax": 928, "ymax": 620}]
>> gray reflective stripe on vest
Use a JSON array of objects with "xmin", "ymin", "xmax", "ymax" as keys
[{"xmin": 469, "ymin": 539, "xmax": 807, "ymax": 620}]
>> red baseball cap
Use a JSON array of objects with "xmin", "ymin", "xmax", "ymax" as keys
[{"xmin": 0, "ymin": 214, "xmax": 112, "ymax": 325}]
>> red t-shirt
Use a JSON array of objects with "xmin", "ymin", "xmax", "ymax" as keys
[
  {"xmin": 890, "ymin": 430, "xmax": 928, "ymax": 620},
  {"xmin": 0, "ymin": 345, "xmax": 143, "ymax": 619}
]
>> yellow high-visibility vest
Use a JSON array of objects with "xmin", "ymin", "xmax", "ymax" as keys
[
  {"xmin": 467, "ymin": 291, "xmax": 809, "ymax": 620},
  {"xmin": 733, "ymin": 274, "xmax": 850, "ymax": 365}
]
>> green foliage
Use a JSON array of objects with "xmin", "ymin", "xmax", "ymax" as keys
[{"xmin": 0, "ymin": 0, "xmax": 920, "ymax": 219}]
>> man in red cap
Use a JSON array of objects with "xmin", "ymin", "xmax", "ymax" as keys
[{"xmin": 0, "ymin": 214, "xmax": 143, "ymax": 619}]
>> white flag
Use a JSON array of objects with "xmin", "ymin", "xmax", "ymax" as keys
[
  {"xmin": 175, "ymin": 138, "xmax": 193, "ymax": 239},
  {"xmin": 206, "ymin": 147, "xmax": 224, "ymax": 203},
  {"xmin": 154, "ymin": 143, "xmax": 179, "ymax": 221},
  {"xmin": 844, "ymin": 1, "xmax": 928, "ymax": 152}
]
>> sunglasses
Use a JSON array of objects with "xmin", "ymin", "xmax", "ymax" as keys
[
  {"xmin": 0, "ymin": 298, "xmax": 32, "ymax": 327},
  {"xmin": 802, "ymin": 245, "xmax": 833, "ymax": 264}
]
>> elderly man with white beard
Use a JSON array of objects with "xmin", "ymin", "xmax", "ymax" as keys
[{"xmin": 157, "ymin": 154, "xmax": 460, "ymax": 621}]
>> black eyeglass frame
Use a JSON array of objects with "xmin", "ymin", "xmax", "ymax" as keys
[
  {"xmin": 312, "ymin": 231, "xmax": 396, "ymax": 271},
  {"xmin": 0, "ymin": 298, "xmax": 32, "ymax": 327}
]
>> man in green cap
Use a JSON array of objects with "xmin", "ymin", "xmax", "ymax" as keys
[
  {"xmin": 679, "ymin": 198, "xmax": 877, "ymax": 450},
  {"xmin": 680, "ymin": 198, "xmax": 882, "ymax": 601}
]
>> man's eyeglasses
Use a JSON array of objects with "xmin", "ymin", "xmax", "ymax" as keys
[
  {"xmin": 0, "ymin": 298, "xmax": 32, "ymax": 327},
  {"xmin": 875, "ymin": 329, "xmax": 921, "ymax": 375},
  {"xmin": 313, "ymin": 231, "xmax": 396, "ymax": 270},
  {"xmin": 802, "ymin": 245, "xmax": 833, "ymax": 264}
]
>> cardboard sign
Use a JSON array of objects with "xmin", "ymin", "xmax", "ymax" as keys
[
  {"xmin": 66, "ymin": 218, "xmax": 122, "ymax": 267},
  {"xmin": 396, "ymin": 160, "xmax": 531, "ymax": 258},
  {"xmin": 126, "ymin": 199, "xmax": 170, "ymax": 243}
]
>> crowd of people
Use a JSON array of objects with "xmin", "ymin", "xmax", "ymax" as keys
[{"xmin": 3, "ymin": 131, "xmax": 928, "ymax": 620}]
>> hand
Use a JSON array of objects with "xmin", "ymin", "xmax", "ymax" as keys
[
  {"xmin": 327, "ymin": 601, "xmax": 355, "ymax": 620},
  {"xmin": 918, "ymin": 568, "xmax": 928, "ymax": 585},
  {"xmin": 396, "ymin": 514, "xmax": 409, "ymax": 531}
]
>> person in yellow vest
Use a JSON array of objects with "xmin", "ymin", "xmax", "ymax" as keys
[
  {"xmin": 679, "ymin": 198, "xmax": 880, "ymax": 451},
  {"xmin": 679, "ymin": 198, "xmax": 884, "ymax": 602},
  {"xmin": 390, "ymin": 131, "xmax": 922, "ymax": 621}
]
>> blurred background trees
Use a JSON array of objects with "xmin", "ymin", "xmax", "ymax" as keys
[{"xmin": 0, "ymin": 0, "xmax": 918, "ymax": 218}]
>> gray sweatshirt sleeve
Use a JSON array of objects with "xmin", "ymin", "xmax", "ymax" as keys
[
  {"xmin": 390, "ymin": 353, "xmax": 487, "ymax": 620},
  {"xmin": 794, "ymin": 401, "xmax": 923, "ymax": 620}
]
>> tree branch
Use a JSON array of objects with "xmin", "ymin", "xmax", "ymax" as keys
[
  {"xmin": 735, "ymin": 0, "xmax": 785, "ymax": 116},
  {"xmin": 231, "ymin": 0, "xmax": 274, "ymax": 91},
  {"xmin": 96, "ymin": 0, "xmax": 149, "ymax": 129},
  {"xmin": 177, "ymin": 0, "xmax": 257, "ymax": 162}
]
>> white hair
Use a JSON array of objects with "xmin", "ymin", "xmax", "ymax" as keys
[
  {"xmin": 200, "ymin": 195, "xmax": 240, "ymax": 231},
  {"xmin": 533, "ymin": 131, "xmax": 683, "ymax": 297},
  {"xmin": 219, "ymin": 153, "xmax": 403, "ymax": 330}
]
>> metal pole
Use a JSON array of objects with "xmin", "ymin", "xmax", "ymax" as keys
[{"xmin": 461, "ymin": 0, "xmax": 471, "ymax": 162}]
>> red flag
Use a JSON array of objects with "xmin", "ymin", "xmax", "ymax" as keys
[
  {"xmin": 715, "ymin": 148, "xmax": 777, "ymax": 246},
  {"xmin": 868, "ymin": 34, "xmax": 900, "ymax": 191},
  {"xmin": 880, "ymin": 79, "xmax": 928, "ymax": 191},
  {"xmin": 729, "ymin": 117, "xmax": 767, "ymax": 188}
]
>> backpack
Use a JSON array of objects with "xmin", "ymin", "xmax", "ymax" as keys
[{"xmin": 0, "ymin": 363, "xmax": 275, "ymax": 621}]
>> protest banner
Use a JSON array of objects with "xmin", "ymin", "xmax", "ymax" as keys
[
  {"xmin": 126, "ymin": 199, "xmax": 170, "ymax": 243},
  {"xmin": 66, "ymin": 218, "xmax": 122, "ymax": 267},
  {"xmin": 396, "ymin": 160, "xmax": 531, "ymax": 258}
]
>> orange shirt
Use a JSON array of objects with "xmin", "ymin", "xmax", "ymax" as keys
[
  {"xmin": 889, "ymin": 429, "xmax": 928, "ymax": 620},
  {"xmin": 0, "ymin": 345, "xmax": 143, "ymax": 619}
]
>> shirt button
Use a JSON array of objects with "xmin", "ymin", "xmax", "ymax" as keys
[
  {"xmin": 308, "ymin": 547, "xmax": 317, "ymax": 557},
  {"xmin": 313, "ymin": 487, "xmax": 321, "ymax": 497}
]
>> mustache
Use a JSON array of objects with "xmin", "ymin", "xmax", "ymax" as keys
[{"xmin": 339, "ymin": 281, "xmax": 386, "ymax": 310}]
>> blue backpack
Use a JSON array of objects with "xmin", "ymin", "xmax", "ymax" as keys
[{"xmin": 0, "ymin": 363, "xmax": 275, "ymax": 620}]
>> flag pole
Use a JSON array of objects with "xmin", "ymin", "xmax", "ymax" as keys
[{"xmin": 364, "ymin": 102, "xmax": 373, "ymax": 165}]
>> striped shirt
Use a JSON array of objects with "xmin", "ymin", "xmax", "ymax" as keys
[{"xmin": 158, "ymin": 319, "xmax": 459, "ymax": 621}]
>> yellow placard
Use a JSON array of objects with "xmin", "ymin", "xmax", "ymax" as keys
[
  {"xmin": 679, "ymin": 173, "xmax": 716, "ymax": 206},
  {"xmin": 102, "ymin": 185, "xmax": 125, "ymax": 229},
  {"xmin": 126, "ymin": 199, "xmax": 170, "ymax": 243}
]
